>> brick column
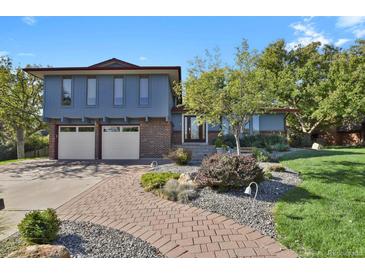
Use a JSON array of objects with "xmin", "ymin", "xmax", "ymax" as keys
[
  {"xmin": 48, "ymin": 122, "xmax": 58, "ymax": 159},
  {"xmin": 95, "ymin": 121, "xmax": 102, "ymax": 160},
  {"xmin": 140, "ymin": 118, "xmax": 172, "ymax": 158}
]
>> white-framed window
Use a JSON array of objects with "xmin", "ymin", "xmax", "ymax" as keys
[
  {"xmin": 62, "ymin": 78, "xmax": 72, "ymax": 106},
  {"xmin": 114, "ymin": 78, "xmax": 124, "ymax": 105},
  {"xmin": 252, "ymin": 115, "xmax": 260, "ymax": 132},
  {"xmin": 87, "ymin": 78, "xmax": 97, "ymax": 106},
  {"xmin": 139, "ymin": 77, "xmax": 149, "ymax": 105}
]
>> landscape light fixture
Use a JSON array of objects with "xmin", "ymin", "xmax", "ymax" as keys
[
  {"xmin": 245, "ymin": 182, "xmax": 259, "ymax": 200},
  {"xmin": 150, "ymin": 160, "xmax": 158, "ymax": 170}
]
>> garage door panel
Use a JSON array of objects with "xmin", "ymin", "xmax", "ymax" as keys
[
  {"xmin": 102, "ymin": 126, "xmax": 140, "ymax": 160},
  {"xmin": 58, "ymin": 126, "xmax": 95, "ymax": 160}
]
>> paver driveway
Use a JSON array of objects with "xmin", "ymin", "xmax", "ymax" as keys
[
  {"xmin": 57, "ymin": 166, "xmax": 296, "ymax": 258},
  {"xmin": 0, "ymin": 159, "xmax": 145, "ymax": 240}
]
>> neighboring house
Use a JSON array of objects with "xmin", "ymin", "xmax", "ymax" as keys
[
  {"xmin": 24, "ymin": 58, "xmax": 289, "ymax": 160},
  {"xmin": 314, "ymin": 120, "xmax": 365, "ymax": 146}
]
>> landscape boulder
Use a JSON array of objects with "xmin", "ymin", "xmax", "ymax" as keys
[
  {"xmin": 311, "ymin": 142, "xmax": 322, "ymax": 150},
  {"xmin": 7, "ymin": 244, "xmax": 70, "ymax": 258},
  {"xmin": 178, "ymin": 173, "xmax": 196, "ymax": 186}
]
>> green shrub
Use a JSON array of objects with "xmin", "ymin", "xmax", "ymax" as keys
[
  {"xmin": 160, "ymin": 179, "xmax": 197, "ymax": 202},
  {"xmin": 167, "ymin": 148, "xmax": 192, "ymax": 165},
  {"xmin": 252, "ymin": 147, "xmax": 271, "ymax": 162},
  {"xmin": 267, "ymin": 143, "xmax": 289, "ymax": 152},
  {"xmin": 264, "ymin": 171, "xmax": 273, "ymax": 180},
  {"xmin": 196, "ymin": 154, "xmax": 264, "ymax": 188},
  {"xmin": 265, "ymin": 163, "xmax": 286, "ymax": 172},
  {"xmin": 18, "ymin": 208, "xmax": 60, "ymax": 244},
  {"xmin": 141, "ymin": 172, "xmax": 180, "ymax": 191},
  {"xmin": 288, "ymin": 133, "xmax": 312, "ymax": 147},
  {"xmin": 222, "ymin": 134, "xmax": 288, "ymax": 149},
  {"xmin": 25, "ymin": 134, "xmax": 49, "ymax": 152},
  {"xmin": 177, "ymin": 189, "xmax": 198, "ymax": 203},
  {"xmin": 214, "ymin": 136, "xmax": 224, "ymax": 148}
]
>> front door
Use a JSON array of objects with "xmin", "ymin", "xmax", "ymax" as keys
[{"xmin": 184, "ymin": 116, "xmax": 206, "ymax": 142}]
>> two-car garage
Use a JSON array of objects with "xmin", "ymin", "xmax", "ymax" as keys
[{"xmin": 58, "ymin": 125, "xmax": 140, "ymax": 160}]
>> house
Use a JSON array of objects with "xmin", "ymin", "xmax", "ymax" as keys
[{"xmin": 24, "ymin": 58, "xmax": 289, "ymax": 160}]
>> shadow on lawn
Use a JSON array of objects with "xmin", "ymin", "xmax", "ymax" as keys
[
  {"xmin": 279, "ymin": 149, "xmax": 364, "ymax": 161},
  {"xmin": 279, "ymin": 186, "xmax": 322, "ymax": 205}
]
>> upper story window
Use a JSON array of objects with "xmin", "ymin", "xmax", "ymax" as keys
[
  {"xmin": 139, "ymin": 77, "xmax": 149, "ymax": 105},
  {"xmin": 114, "ymin": 77, "xmax": 124, "ymax": 105},
  {"xmin": 87, "ymin": 78, "xmax": 97, "ymax": 106},
  {"xmin": 62, "ymin": 78, "xmax": 72, "ymax": 106}
]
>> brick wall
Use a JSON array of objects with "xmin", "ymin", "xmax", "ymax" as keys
[
  {"xmin": 208, "ymin": 131, "xmax": 219, "ymax": 145},
  {"xmin": 48, "ymin": 122, "xmax": 58, "ymax": 159},
  {"xmin": 172, "ymin": 131, "xmax": 182, "ymax": 145},
  {"xmin": 140, "ymin": 118, "xmax": 172, "ymax": 158}
]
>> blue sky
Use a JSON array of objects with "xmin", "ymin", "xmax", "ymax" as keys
[{"xmin": 1, "ymin": 16, "xmax": 364, "ymax": 78}]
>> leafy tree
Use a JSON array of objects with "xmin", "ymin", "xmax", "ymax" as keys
[
  {"xmin": 0, "ymin": 56, "xmax": 44, "ymax": 158},
  {"xmin": 258, "ymin": 39, "xmax": 365, "ymax": 135},
  {"xmin": 179, "ymin": 40, "xmax": 275, "ymax": 155}
]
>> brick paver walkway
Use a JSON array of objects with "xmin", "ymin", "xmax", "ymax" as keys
[{"xmin": 57, "ymin": 166, "xmax": 296, "ymax": 258}]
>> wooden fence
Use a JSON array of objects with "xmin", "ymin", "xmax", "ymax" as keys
[{"xmin": 24, "ymin": 147, "xmax": 49, "ymax": 158}]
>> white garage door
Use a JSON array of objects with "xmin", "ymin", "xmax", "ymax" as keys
[
  {"xmin": 102, "ymin": 126, "xmax": 140, "ymax": 160},
  {"xmin": 58, "ymin": 126, "xmax": 95, "ymax": 160}
]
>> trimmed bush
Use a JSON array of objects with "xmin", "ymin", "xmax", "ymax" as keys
[
  {"xmin": 167, "ymin": 148, "xmax": 192, "ymax": 165},
  {"xmin": 18, "ymin": 208, "xmax": 60, "ymax": 244},
  {"xmin": 252, "ymin": 147, "xmax": 271, "ymax": 162},
  {"xmin": 141, "ymin": 172, "xmax": 180, "ymax": 191},
  {"xmin": 196, "ymin": 154, "xmax": 264, "ymax": 188}
]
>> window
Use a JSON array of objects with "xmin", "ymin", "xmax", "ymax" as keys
[
  {"xmin": 114, "ymin": 78, "xmax": 124, "ymax": 105},
  {"xmin": 78, "ymin": 127, "xmax": 95, "ymax": 132},
  {"xmin": 122, "ymin": 127, "xmax": 139, "ymax": 132},
  {"xmin": 62, "ymin": 78, "xmax": 72, "ymax": 106},
  {"xmin": 60, "ymin": 127, "xmax": 76, "ymax": 132},
  {"xmin": 87, "ymin": 78, "xmax": 97, "ymax": 105},
  {"xmin": 103, "ymin": 126, "xmax": 120, "ymax": 132},
  {"xmin": 139, "ymin": 77, "xmax": 149, "ymax": 105}
]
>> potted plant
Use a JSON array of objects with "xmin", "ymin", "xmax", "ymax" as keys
[{"xmin": 214, "ymin": 137, "xmax": 225, "ymax": 154}]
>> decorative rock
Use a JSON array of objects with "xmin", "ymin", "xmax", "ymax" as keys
[
  {"xmin": 311, "ymin": 142, "xmax": 321, "ymax": 150},
  {"xmin": 7, "ymin": 244, "xmax": 70, "ymax": 258},
  {"xmin": 178, "ymin": 173, "xmax": 196, "ymax": 186}
]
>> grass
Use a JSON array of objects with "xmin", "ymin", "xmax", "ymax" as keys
[
  {"xmin": 141, "ymin": 172, "xmax": 180, "ymax": 191},
  {"xmin": 0, "ymin": 157, "xmax": 46, "ymax": 166},
  {"xmin": 275, "ymin": 148, "xmax": 365, "ymax": 257}
]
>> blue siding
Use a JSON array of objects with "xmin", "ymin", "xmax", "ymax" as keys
[{"xmin": 43, "ymin": 74, "xmax": 171, "ymax": 120}]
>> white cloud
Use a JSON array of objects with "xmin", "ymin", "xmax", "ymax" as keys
[
  {"xmin": 0, "ymin": 50, "xmax": 9, "ymax": 56},
  {"xmin": 139, "ymin": 56, "xmax": 147, "ymax": 61},
  {"xmin": 287, "ymin": 19, "xmax": 331, "ymax": 49},
  {"xmin": 334, "ymin": 38, "xmax": 351, "ymax": 47},
  {"xmin": 337, "ymin": 16, "xmax": 365, "ymax": 28},
  {"xmin": 22, "ymin": 16, "xmax": 36, "ymax": 26},
  {"xmin": 18, "ymin": 52, "xmax": 35, "ymax": 57},
  {"xmin": 353, "ymin": 29, "xmax": 365, "ymax": 38}
]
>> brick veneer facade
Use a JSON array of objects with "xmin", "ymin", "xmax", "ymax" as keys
[
  {"xmin": 171, "ymin": 131, "xmax": 182, "ymax": 145},
  {"xmin": 48, "ymin": 122, "xmax": 58, "ymax": 160},
  {"xmin": 140, "ymin": 118, "xmax": 172, "ymax": 158},
  {"xmin": 208, "ymin": 131, "xmax": 219, "ymax": 145}
]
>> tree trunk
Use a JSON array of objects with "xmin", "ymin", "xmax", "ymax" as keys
[
  {"xmin": 16, "ymin": 127, "xmax": 25, "ymax": 159},
  {"xmin": 233, "ymin": 126, "xmax": 241, "ymax": 156}
]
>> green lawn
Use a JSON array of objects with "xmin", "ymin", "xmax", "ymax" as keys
[{"xmin": 275, "ymin": 148, "xmax": 365, "ymax": 258}]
